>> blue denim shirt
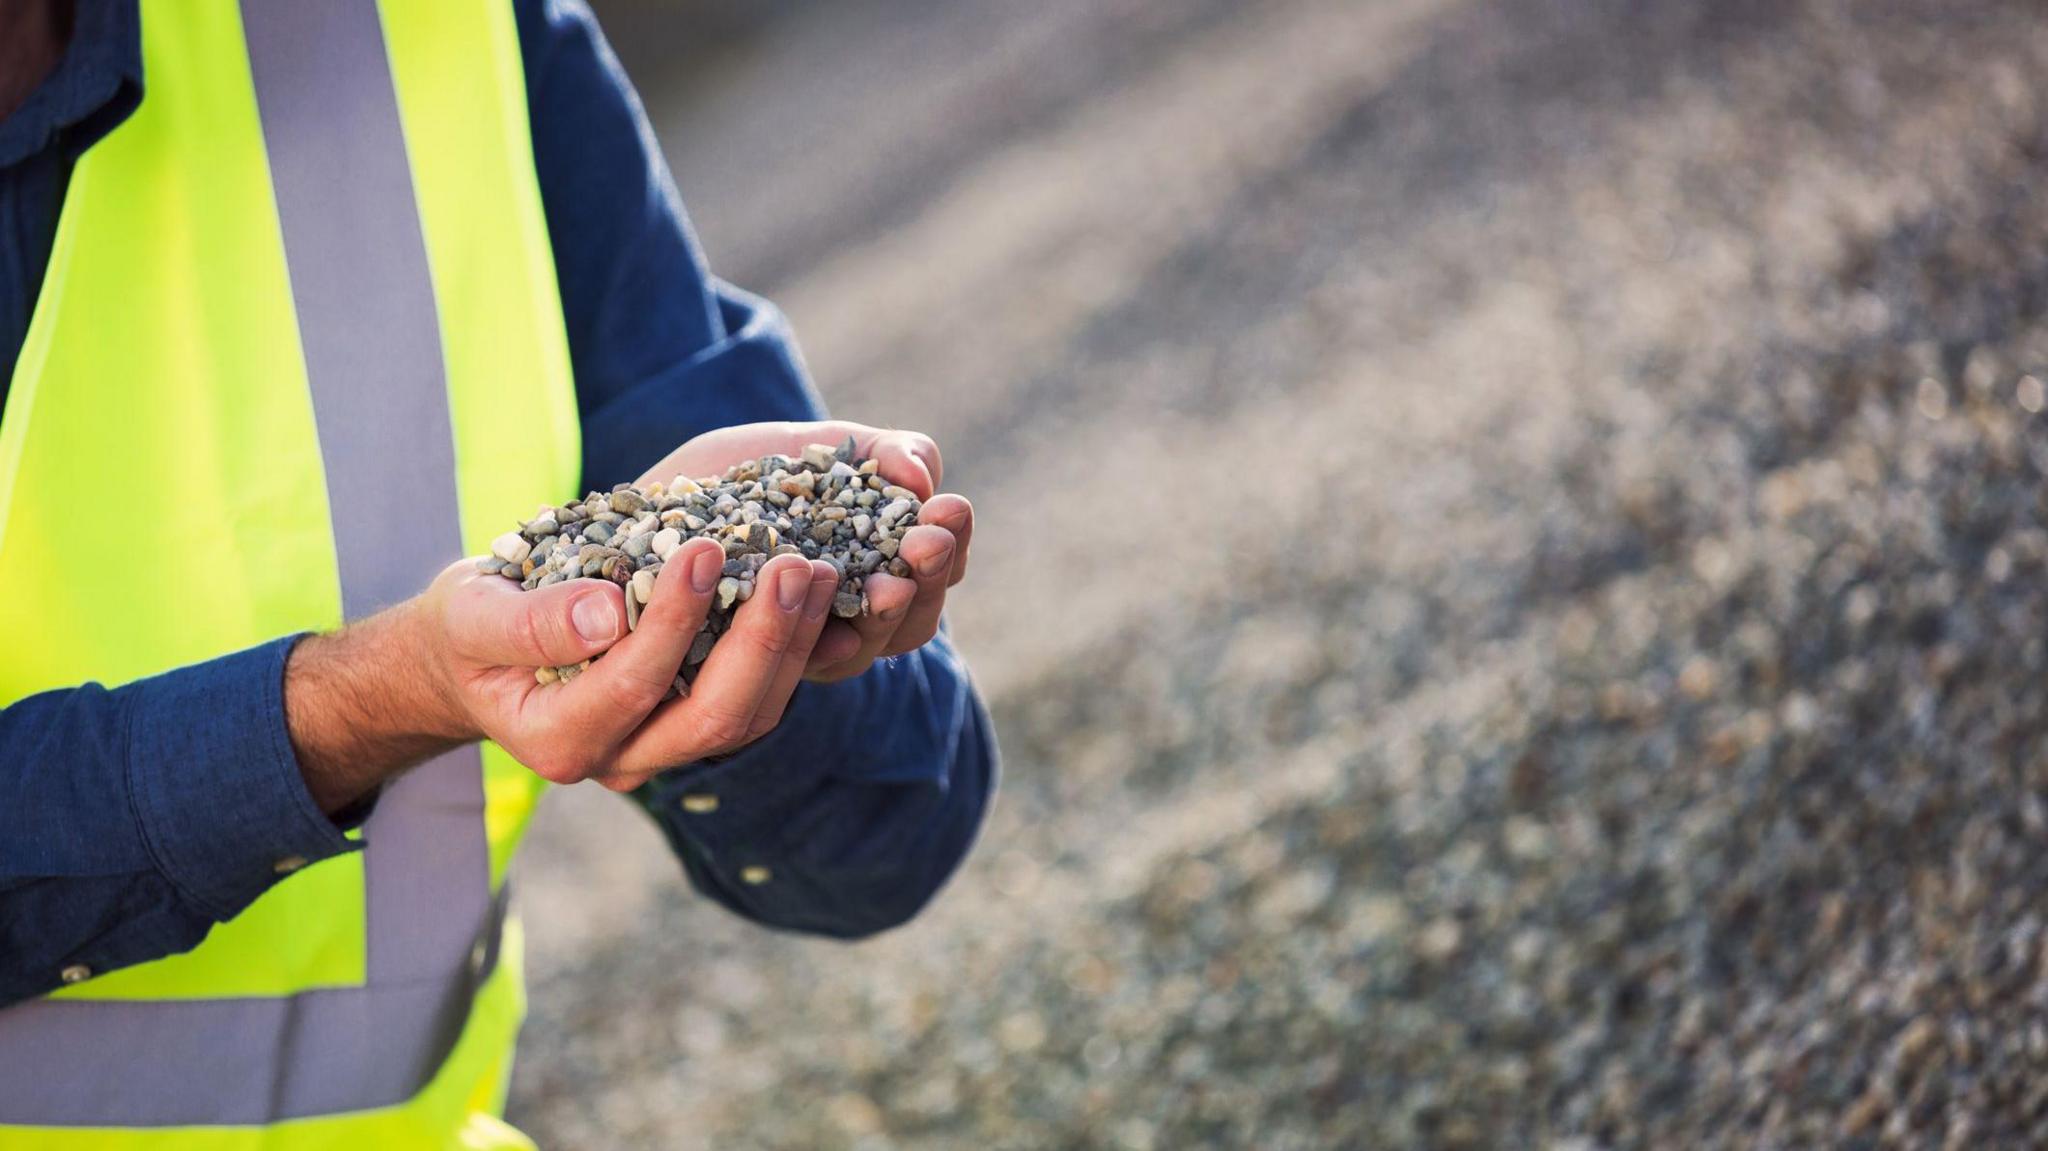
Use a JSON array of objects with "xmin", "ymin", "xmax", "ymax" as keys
[{"xmin": 0, "ymin": 0, "xmax": 996, "ymax": 1008}]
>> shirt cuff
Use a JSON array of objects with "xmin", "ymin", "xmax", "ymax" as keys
[
  {"xmin": 633, "ymin": 631, "xmax": 968, "ymax": 877},
  {"xmin": 636, "ymin": 674, "xmax": 857, "ymax": 859},
  {"xmin": 121, "ymin": 636, "xmax": 359, "ymax": 923}
]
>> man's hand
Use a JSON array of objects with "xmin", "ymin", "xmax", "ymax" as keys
[
  {"xmin": 632, "ymin": 421, "xmax": 975, "ymax": 683},
  {"xmin": 289, "ymin": 540, "xmax": 838, "ymax": 806},
  {"xmin": 284, "ymin": 420, "xmax": 969, "ymax": 810},
  {"xmin": 409, "ymin": 537, "xmax": 842, "ymax": 794}
]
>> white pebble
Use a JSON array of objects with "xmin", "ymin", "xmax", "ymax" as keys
[
  {"xmin": 651, "ymin": 528, "xmax": 682, "ymax": 560},
  {"xmin": 490, "ymin": 532, "xmax": 531, "ymax": 565},
  {"xmin": 631, "ymin": 568, "xmax": 656, "ymax": 605},
  {"xmin": 716, "ymin": 577, "xmax": 741, "ymax": 610}
]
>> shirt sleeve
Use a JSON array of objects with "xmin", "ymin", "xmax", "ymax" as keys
[
  {"xmin": 518, "ymin": 0, "xmax": 999, "ymax": 936},
  {"xmin": 632, "ymin": 626, "xmax": 998, "ymax": 938},
  {"xmin": 0, "ymin": 637, "xmax": 360, "ymax": 1008}
]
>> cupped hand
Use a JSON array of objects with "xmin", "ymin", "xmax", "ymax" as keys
[
  {"xmin": 633, "ymin": 420, "xmax": 973, "ymax": 683},
  {"xmin": 415, "ymin": 536, "xmax": 840, "ymax": 792}
]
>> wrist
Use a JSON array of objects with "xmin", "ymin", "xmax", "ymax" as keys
[
  {"xmin": 284, "ymin": 601, "xmax": 476, "ymax": 814},
  {"xmin": 390, "ymin": 594, "xmax": 481, "ymax": 744}
]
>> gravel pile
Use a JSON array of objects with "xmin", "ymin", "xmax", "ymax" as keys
[
  {"xmin": 508, "ymin": 1, "xmax": 2048, "ymax": 1147},
  {"xmin": 479, "ymin": 437, "xmax": 920, "ymax": 684}
]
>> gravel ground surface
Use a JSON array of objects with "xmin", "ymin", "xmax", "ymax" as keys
[{"xmin": 509, "ymin": 1, "xmax": 2048, "ymax": 1146}]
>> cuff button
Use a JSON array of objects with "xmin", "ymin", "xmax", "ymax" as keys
[
  {"xmin": 60, "ymin": 964, "xmax": 91, "ymax": 985},
  {"xmin": 274, "ymin": 855, "xmax": 308, "ymax": 875},
  {"xmin": 680, "ymin": 794, "xmax": 720, "ymax": 814},
  {"xmin": 740, "ymin": 865, "xmax": 772, "ymax": 886}
]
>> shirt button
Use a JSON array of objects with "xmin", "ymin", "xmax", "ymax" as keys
[
  {"xmin": 59, "ymin": 964, "xmax": 91, "ymax": 985},
  {"xmin": 739, "ymin": 865, "xmax": 772, "ymax": 886},
  {"xmin": 274, "ymin": 855, "xmax": 308, "ymax": 874},
  {"xmin": 680, "ymin": 793, "xmax": 720, "ymax": 814}
]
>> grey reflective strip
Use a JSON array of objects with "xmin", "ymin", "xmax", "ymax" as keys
[
  {"xmin": 239, "ymin": 0, "xmax": 490, "ymax": 992},
  {"xmin": 0, "ymin": 0, "xmax": 497, "ymax": 1127},
  {"xmin": 0, "ymin": 888, "xmax": 509, "ymax": 1127}
]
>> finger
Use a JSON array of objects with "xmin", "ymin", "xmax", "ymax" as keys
[
  {"xmin": 804, "ymin": 571, "xmax": 911, "ymax": 682},
  {"xmin": 613, "ymin": 554, "xmax": 817, "ymax": 772},
  {"xmin": 915, "ymin": 494, "xmax": 973, "ymax": 586},
  {"xmin": 744, "ymin": 561, "xmax": 840, "ymax": 740},
  {"xmin": 634, "ymin": 419, "xmax": 883, "ymax": 489},
  {"xmin": 536, "ymin": 539, "xmax": 722, "ymax": 747},
  {"xmin": 599, "ymin": 562, "xmax": 833, "ymax": 790},
  {"xmin": 798, "ymin": 498, "xmax": 965, "ymax": 675},
  {"xmin": 807, "ymin": 620, "xmax": 864, "ymax": 671},
  {"xmin": 880, "ymin": 524, "xmax": 955, "ymax": 656},
  {"xmin": 866, "ymin": 429, "xmax": 942, "ymax": 499},
  {"xmin": 442, "ymin": 562, "xmax": 626, "ymax": 668}
]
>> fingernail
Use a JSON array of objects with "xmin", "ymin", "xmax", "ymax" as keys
[
  {"xmin": 690, "ymin": 545, "xmax": 722, "ymax": 594},
  {"xmin": 777, "ymin": 566, "xmax": 810, "ymax": 611},
  {"xmin": 572, "ymin": 595, "xmax": 618, "ymax": 642},
  {"xmin": 914, "ymin": 542, "xmax": 954, "ymax": 579}
]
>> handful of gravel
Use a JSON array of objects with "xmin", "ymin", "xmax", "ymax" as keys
[{"xmin": 478, "ymin": 436, "xmax": 921, "ymax": 691}]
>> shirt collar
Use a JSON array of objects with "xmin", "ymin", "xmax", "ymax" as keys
[{"xmin": 0, "ymin": 0, "xmax": 143, "ymax": 170}]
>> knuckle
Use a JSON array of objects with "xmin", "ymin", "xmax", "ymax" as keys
[
  {"xmin": 515, "ymin": 607, "xmax": 557, "ymax": 664},
  {"xmin": 694, "ymin": 706, "xmax": 755, "ymax": 752},
  {"xmin": 734, "ymin": 623, "xmax": 795, "ymax": 663},
  {"xmin": 596, "ymin": 659, "xmax": 669, "ymax": 714},
  {"xmin": 787, "ymin": 627, "xmax": 826, "ymax": 664},
  {"xmin": 619, "ymin": 671, "xmax": 673, "ymax": 713},
  {"xmin": 529, "ymin": 752, "xmax": 591, "ymax": 785}
]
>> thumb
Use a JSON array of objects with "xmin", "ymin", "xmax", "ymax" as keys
[{"xmin": 444, "ymin": 570, "xmax": 626, "ymax": 668}]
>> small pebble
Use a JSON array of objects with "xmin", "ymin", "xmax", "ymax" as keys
[{"xmin": 685, "ymin": 631, "xmax": 715, "ymax": 666}]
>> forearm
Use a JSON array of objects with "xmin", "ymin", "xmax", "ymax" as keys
[{"xmin": 283, "ymin": 599, "xmax": 474, "ymax": 813}]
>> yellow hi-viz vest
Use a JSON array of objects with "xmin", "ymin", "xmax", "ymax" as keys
[{"xmin": 0, "ymin": 0, "xmax": 581, "ymax": 1145}]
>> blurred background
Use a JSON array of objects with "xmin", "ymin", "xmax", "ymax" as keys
[{"xmin": 508, "ymin": 1, "xmax": 2048, "ymax": 1147}]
